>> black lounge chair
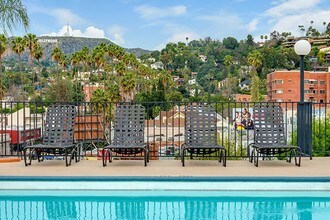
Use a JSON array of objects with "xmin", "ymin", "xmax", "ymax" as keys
[
  {"xmin": 181, "ymin": 103, "xmax": 226, "ymax": 167},
  {"xmin": 248, "ymin": 103, "xmax": 302, "ymax": 167},
  {"xmin": 102, "ymin": 103, "xmax": 149, "ymax": 166},
  {"xmin": 23, "ymin": 105, "xmax": 81, "ymax": 166}
]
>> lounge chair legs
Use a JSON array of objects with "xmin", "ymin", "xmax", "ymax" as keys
[
  {"xmin": 102, "ymin": 148, "xmax": 107, "ymax": 167},
  {"xmin": 218, "ymin": 149, "xmax": 226, "ymax": 167},
  {"xmin": 297, "ymin": 148, "xmax": 302, "ymax": 167},
  {"xmin": 254, "ymin": 149, "xmax": 259, "ymax": 167},
  {"xmin": 23, "ymin": 148, "xmax": 29, "ymax": 166},
  {"xmin": 181, "ymin": 147, "xmax": 185, "ymax": 167},
  {"xmin": 144, "ymin": 148, "xmax": 148, "ymax": 167},
  {"xmin": 65, "ymin": 149, "xmax": 69, "ymax": 167},
  {"xmin": 222, "ymin": 149, "xmax": 226, "ymax": 167}
]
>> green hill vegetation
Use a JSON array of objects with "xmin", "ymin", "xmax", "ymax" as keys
[{"xmin": 0, "ymin": 22, "xmax": 330, "ymax": 110}]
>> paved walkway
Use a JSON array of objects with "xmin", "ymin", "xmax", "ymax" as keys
[{"xmin": 0, "ymin": 157, "xmax": 329, "ymax": 177}]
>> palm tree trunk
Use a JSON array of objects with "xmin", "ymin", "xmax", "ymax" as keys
[{"xmin": 0, "ymin": 55, "xmax": 2, "ymax": 84}]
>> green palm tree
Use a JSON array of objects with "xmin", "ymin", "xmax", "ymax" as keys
[
  {"xmin": 223, "ymin": 54, "xmax": 234, "ymax": 76},
  {"xmin": 80, "ymin": 47, "xmax": 92, "ymax": 72},
  {"xmin": 158, "ymin": 70, "xmax": 174, "ymax": 92},
  {"xmin": 92, "ymin": 46, "xmax": 106, "ymax": 72},
  {"xmin": 247, "ymin": 50, "xmax": 263, "ymax": 72},
  {"xmin": 51, "ymin": 46, "xmax": 63, "ymax": 75},
  {"xmin": 11, "ymin": 36, "xmax": 25, "ymax": 72},
  {"xmin": 0, "ymin": 34, "xmax": 8, "ymax": 82},
  {"xmin": 58, "ymin": 54, "xmax": 68, "ymax": 72},
  {"xmin": 120, "ymin": 71, "xmax": 136, "ymax": 101},
  {"xmin": 33, "ymin": 43, "xmax": 43, "ymax": 65},
  {"xmin": 24, "ymin": 33, "xmax": 38, "ymax": 64},
  {"xmin": 114, "ymin": 61, "xmax": 126, "ymax": 77},
  {"xmin": 0, "ymin": 0, "xmax": 29, "ymax": 35},
  {"xmin": 70, "ymin": 51, "xmax": 81, "ymax": 78}
]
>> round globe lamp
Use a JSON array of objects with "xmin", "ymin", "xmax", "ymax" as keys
[{"xmin": 294, "ymin": 40, "xmax": 311, "ymax": 103}]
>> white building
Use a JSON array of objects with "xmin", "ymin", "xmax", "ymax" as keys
[
  {"xmin": 150, "ymin": 62, "xmax": 164, "ymax": 70},
  {"xmin": 188, "ymin": 79, "xmax": 196, "ymax": 85}
]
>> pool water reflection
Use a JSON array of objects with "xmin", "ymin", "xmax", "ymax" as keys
[{"xmin": 1, "ymin": 191, "xmax": 330, "ymax": 220}]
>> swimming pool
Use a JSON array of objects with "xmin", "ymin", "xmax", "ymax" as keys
[
  {"xmin": 1, "ymin": 190, "xmax": 330, "ymax": 219},
  {"xmin": 1, "ymin": 177, "xmax": 330, "ymax": 219}
]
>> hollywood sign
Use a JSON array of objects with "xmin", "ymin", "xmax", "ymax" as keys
[{"xmin": 38, "ymin": 39, "xmax": 58, "ymax": 43}]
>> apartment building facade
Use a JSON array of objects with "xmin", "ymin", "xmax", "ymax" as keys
[{"xmin": 267, "ymin": 70, "xmax": 330, "ymax": 103}]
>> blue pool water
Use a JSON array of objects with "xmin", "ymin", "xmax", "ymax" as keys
[{"xmin": 1, "ymin": 190, "xmax": 330, "ymax": 220}]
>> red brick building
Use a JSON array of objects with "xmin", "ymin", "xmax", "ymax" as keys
[
  {"xmin": 234, "ymin": 94, "xmax": 267, "ymax": 102},
  {"xmin": 83, "ymin": 83, "xmax": 104, "ymax": 102},
  {"xmin": 267, "ymin": 70, "xmax": 330, "ymax": 103}
]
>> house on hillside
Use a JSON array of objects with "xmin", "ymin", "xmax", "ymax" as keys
[
  {"xmin": 188, "ymin": 79, "xmax": 196, "ymax": 85},
  {"xmin": 199, "ymin": 55, "xmax": 207, "ymax": 62},
  {"xmin": 151, "ymin": 62, "xmax": 164, "ymax": 70},
  {"xmin": 239, "ymin": 79, "xmax": 251, "ymax": 90}
]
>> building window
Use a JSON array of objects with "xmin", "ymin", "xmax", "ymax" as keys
[
  {"xmin": 275, "ymin": 90, "xmax": 284, "ymax": 94},
  {"xmin": 276, "ymin": 99, "xmax": 283, "ymax": 102},
  {"xmin": 288, "ymin": 79, "xmax": 292, "ymax": 83},
  {"xmin": 313, "ymin": 90, "xmax": 318, "ymax": 94},
  {"xmin": 320, "ymin": 80, "xmax": 325, "ymax": 84},
  {"xmin": 304, "ymin": 80, "xmax": 309, "ymax": 84},
  {"xmin": 320, "ymin": 100, "xmax": 324, "ymax": 103},
  {"xmin": 320, "ymin": 90, "xmax": 325, "ymax": 94},
  {"xmin": 274, "ymin": 80, "xmax": 283, "ymax": 84},
  {"xmin": 304, "ymin": 90, "xmax": 311, "ymax": 94},
  {"xmin": 309, "ymin": 80, "xmax": 318, "ymax": 84}
]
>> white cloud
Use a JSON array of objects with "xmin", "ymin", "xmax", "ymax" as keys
[
  {"xmin": 155, "ymin": 30, "xmax": 199, "ymax": 50},
  {"xmin": 135, "ymin": 5, "xmax": 187, "ymax": 20},
  {"xmin": 42, "ymin": 25, "xmax": 106, "ymax": 38},
  {"xmin": 107, "ymin": 25, "xmax": 126, "ymax": 46},
  {"xmin": 247, "ymin": 18, "xmax": 259, "ymax": 32},
  {"xmin": 266, "ymin": 0, "xmax": 320, "ymax": 17},
  {"xmin": 50, "ymin": 8, "xmax": 88, "ymax": 26},
  {"xmin": 270, "ymin": 10, "xmax": 330, "ymax": 35},
  {"xmin": 260, "ymin": 0, "xmax": 330, "ymax": 37},
  {"xmin": 198, "ymin": 11, "xmax": 247, "ymax": 36}
]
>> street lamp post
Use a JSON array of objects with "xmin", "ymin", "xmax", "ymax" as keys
[
  {"xmin": 294, "ymin": 40, "xmax": 311, "ymax": 103},
  {"xmin": 294, "ymin": 39, "xmax": 312, "ymax": 159}
]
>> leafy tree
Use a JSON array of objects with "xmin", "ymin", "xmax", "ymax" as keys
[
  {"xmin": 326, "ymin": 22, "xmax": 330, "ymax": 35},
  {"xmin": 223, "ymin": 37, "xmax": 239, "ymax": 50},
  {"xmin": 0, "ymin": 0, "xmax": 29, "ymax": 35},
  {"xmin": 246, "ymin": 34, "xmax": 254, "ymax": 46},
  {"xmin": 166, "ymin": 90, "xmax": 184, "ymax": 102},
  {"xmin": 45, "ymin": 77, "xmax": 83, "ymax": 102},
  {"xmin": 0, "ymin": 34, "xmax": 8, "ymax": 82},
  {"xmin": 317, "ymin": 51, "xmax": 326, "ymax": 65}
]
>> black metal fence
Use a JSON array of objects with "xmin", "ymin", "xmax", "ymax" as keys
[{"xmin": 0, "ymin": 101, "xmax": 328, "ymax": 159}]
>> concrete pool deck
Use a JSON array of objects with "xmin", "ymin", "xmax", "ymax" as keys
[{"xmin": 0, "ymin": 157, "xmax": 329, "ymax": 177}]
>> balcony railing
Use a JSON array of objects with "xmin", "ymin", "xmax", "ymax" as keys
[{"xmin": 0, "ymin": 101, "xmax": 328, "ymax": 159}]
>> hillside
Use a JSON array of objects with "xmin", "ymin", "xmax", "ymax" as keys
[{"xmin": 4, "ymin": 36, "xmax": 152, "ymax": 62}]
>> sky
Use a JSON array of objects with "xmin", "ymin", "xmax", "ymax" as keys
[{"xmin": 12, "ymin": 0, "xmax": 330, "ymax": 50}]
